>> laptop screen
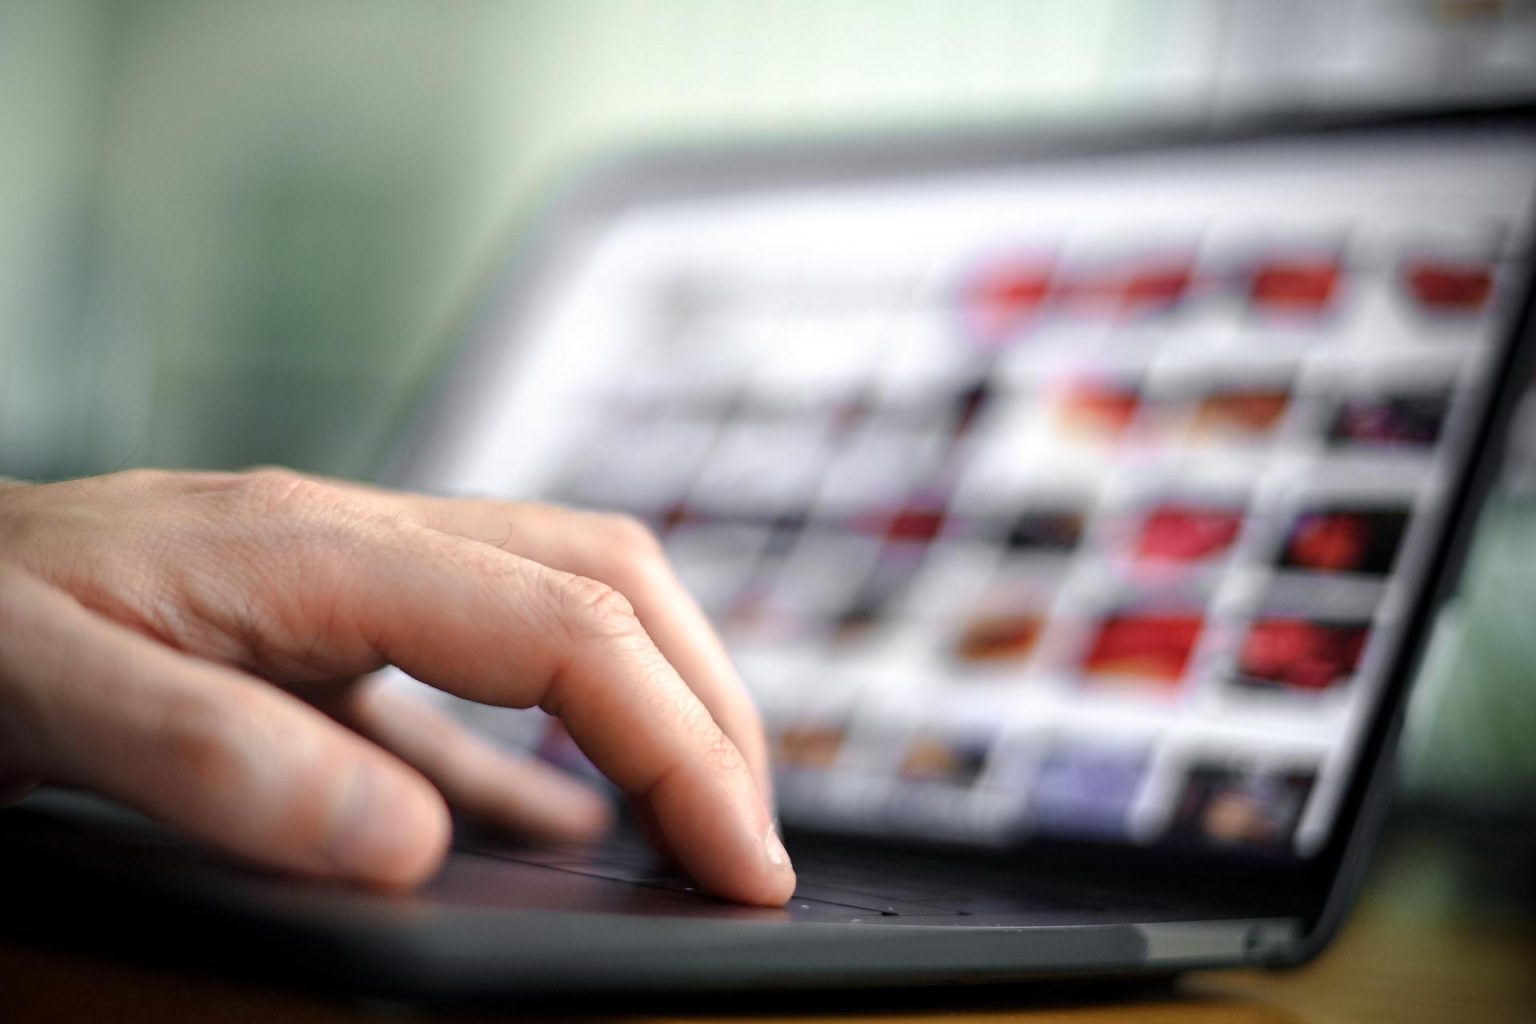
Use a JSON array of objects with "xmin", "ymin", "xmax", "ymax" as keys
[{"xmin": 396, "ymin": 121, "xmax": 1536, "ymax": 864}]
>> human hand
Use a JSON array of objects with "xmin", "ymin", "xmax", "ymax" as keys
[{"xmin": 0, "ymin": 469, "xmax": 793, "ymax": 905}]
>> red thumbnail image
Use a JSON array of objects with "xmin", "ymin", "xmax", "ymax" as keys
[
  {"xmin": 1055, "ymin": 382, "xmax": 1141, "ymax": 441},
  {"xmin": 1135, "ymin": 504, "xmax": 1245, "ymax": 563},
  {"xmin": 1081, "ymin": 614, "xmax": 1204, "ymax": 686},
  {"xmin": 1403, "ymin": 259, "xmax": 1494, "ymax": 315},
  {"xmin": 1236, "ymin": 618, "xmax": 1370, "ymax": 692},
  {"xmin": 964, "ymin": 257, "xmax": 1054, "ymax": 342},
  {"xmin": 1057, "ymin": 258, "xmax": 1195, "ymax": 317},
  {"xmin": 1188, "ymin": 388, "xmax": 1290, "ymax": 441},
  {"xmin": 1279, "ymin": 508, "xmax": 1409, "ymax": 576},
  {"xmin": 1248, "ymin": 256, "xmax": 1341, "ymax": 315},
  {"xmin": 953, "ymin": 612, "xmax": 1045, "ymax": 665},
  {"xmin": 854, "ymin": 495, "xmax": 950, "ymax": 545}
]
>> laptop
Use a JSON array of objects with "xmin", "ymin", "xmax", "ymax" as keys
[{"xmin": 5, "ymin": 105, "xmax": 1535, "ymax": 1002}]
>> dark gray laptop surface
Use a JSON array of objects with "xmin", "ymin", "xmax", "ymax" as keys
[{"xmin": 5, "ymin": 106, "xmax": 1535, "ymax": 1002}]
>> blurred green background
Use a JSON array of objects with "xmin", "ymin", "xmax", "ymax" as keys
[{"xmin": 2, "ymin": 0, "xmax": 1534, "ymax": 809}]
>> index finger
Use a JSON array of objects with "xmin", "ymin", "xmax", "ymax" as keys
[
  {"xmin": 315, "ymin": 486, "xmax": 773, "ymax": 803},
  {"xmin": 251, "ymin": 485, "xmax": 794, "ymax": 905}
]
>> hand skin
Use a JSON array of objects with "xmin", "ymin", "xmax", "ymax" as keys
[{"xmin": 0, "ymin": 469, "xmax": 794, "ymax": 905}]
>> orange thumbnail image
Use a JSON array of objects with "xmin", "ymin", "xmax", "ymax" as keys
[
  {"xmin": 953, "ymin": 612, "xmax": 1045, "ymax": 665},
  {"xmin": 1055, "ymin": 383, "xmax": 1141, "ymax": 441},
  {"xmin": 1080, "ymin": 614, "xmax": 1204, "ymax": 686},
  {"xmin": 1188, "ymin": 388, "xmax": 1291, "ymax": 441},
  {"xmin": 1134, "ymin": 504, "xmax": 1245, "ymax": 563},
  {"xmin": 1169, "ymin": 764, "xmax": 1315, "ymax": 849},
  {"xmin": 898, "ymin": 734, "xmax": 990, "ymax": 787},
  {"xmin": 774, "ymin": 721, "xmax": 848, "ymax": 770}
]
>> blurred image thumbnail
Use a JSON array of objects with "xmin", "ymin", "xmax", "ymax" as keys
[
  {"xmin": 1031, "ymin": 744, "xmax": 1147, "ymax": 840},
  {"xmin": 1187, "ymin": 387, "xmax": 1291, "ymax": 443},
  {"xmin": 1327, "ymin": 391, "xmax": 1450, "ymax": 450},
  {"xmin": 1080, "ymin": 613, "xmax": 1204, "ymax": 688},
  {"xmin": 1246, "ymin": 254, "xmax": 1341, "ymax": 316},
  {"xmin": 876, "ymin": 497, "xmax": 950, "ymax": 545},
  {"xmin": 774, "ymin": 720, "xmax": 848, "ymax": 770},
  {"xmin": 1004, "ymin": 508, "xmax": 1086, "ymax": 552},
  {"xmin": 1279, "ymin": 507, "xmax": 1409, "ymax": 576},
  {"xmin": 899, "ymin": 732, "xmax": 990, "ymax": 787},
  {"xmin": 1055, "ymin": 255, "xmax": 1195, "ymax": 318},
  {"xmin": 954, "ymin": 612, "xmax": 1045, "ymax": 665},
  {"xmin": 1135, "ymin": 503, "xmax": 1244, "ymax": 563},
  {"xmin": 1055, "ymin": 381, "xmax": 1141, "ymax": 442},
  {"xmin": 1402, "ymin": 258, "xmax": 1495, "ymax": 316},
  {"xmin": 1235, "ymin": 618, "xmax": 1371, "ymax": 693},
  {"xmin": 963, "ymin": 256, "xmax": 1053, "ymax": 342},
  {"xmin": 1170, "ymin": 763, "xmax": 1316, "ymax": 849}
]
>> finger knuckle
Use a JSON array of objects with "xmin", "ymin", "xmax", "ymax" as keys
[
  {"xmin": 553, "ymin": 573, "xmax": 641, "ymax": 642},
  {"xmin": 227, "ymin": 469, "xmax": 368, "ymax": 528},
  {"xmin": 155, "ymin": 692, "xmax": 247, "ymax": 792},
  {"xmin": 106, "ymin": 467, "xmax": 175, "ymax": 491},
  {"xmin": 230, "ymin": 468, "xmax": 341, "ymax": 518}
]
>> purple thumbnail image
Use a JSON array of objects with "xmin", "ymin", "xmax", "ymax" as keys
[
  {"xmin": 1030, "ymin": 746, "xmax": 1147, "ymax": 840},
  {"xmin": 1327, "ymin": 392, "xmax": 1450, "ymax": 449}
]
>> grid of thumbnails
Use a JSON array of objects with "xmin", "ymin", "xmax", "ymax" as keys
[{"xmin": 541, "ymin": 216, "xmax": 1517, "ymax": 857}]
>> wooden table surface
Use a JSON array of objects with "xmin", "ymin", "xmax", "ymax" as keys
[{"xmin": 3, "ymin": 816, "xmax": 1532, "ymax": 1024}]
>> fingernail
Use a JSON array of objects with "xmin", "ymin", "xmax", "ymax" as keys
[
  {"xmin": 327, "ymin": 763, "xmax": 431, "ymax": 880},
  {"xmin": 765, "ymin": 826, "xmax": 792, "ymax": 872}
]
